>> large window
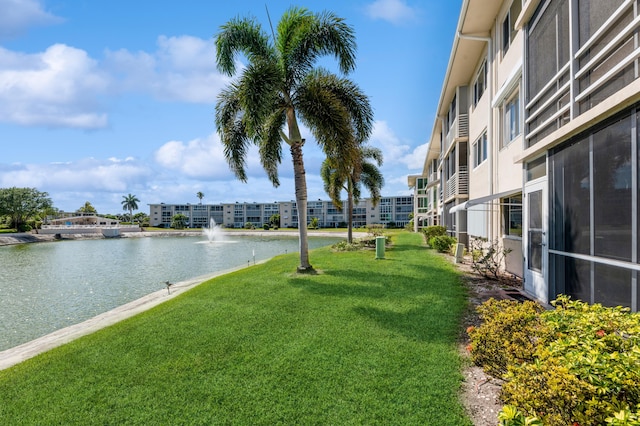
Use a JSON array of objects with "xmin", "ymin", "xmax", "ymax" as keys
[
  {"xmin": 473, "ymin": 132, "xmax": 487, "ymax": 168},
  {"xmin": 503, "ymin": 91, "xmax": 521, "ymax": 146},
  {"xmin": 473, "ymin": 61, "xmax": 486, "ymax": 107}
]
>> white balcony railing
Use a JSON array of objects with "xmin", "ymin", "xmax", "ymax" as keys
[{"xmin": 444, "ymin": 166, "xmax": 468, "ymax": 201}]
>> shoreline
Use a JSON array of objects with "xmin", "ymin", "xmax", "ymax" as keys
[{"xmin": 0, "ymin": 229, "xmax": 358, "ymax": 246}]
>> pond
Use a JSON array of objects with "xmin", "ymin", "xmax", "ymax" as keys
[{"xmin": 0, "ymin": 234, "xmax": 340, "ymax": 351}]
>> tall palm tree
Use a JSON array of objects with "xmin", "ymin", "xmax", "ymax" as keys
[
  {"xmin": 215, "ymin": 7, "xmax": 373, "ymax": 272},
  {"xmin": 321, "ymin": 146, "xmax": 384, "ymax": 243},
  {"xmin": 121, "ymin": 194, "xmax": 140, "ymax": 224},
  {"xmin": 196, "ymin": 191, "xmax": 204, "ymax": 204}
]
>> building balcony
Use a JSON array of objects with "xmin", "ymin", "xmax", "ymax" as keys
[
  {"xmin": 443, "ymin": 166, "xmax": 468, "ymax": 202},
  {"xmin": 444, "ymin": 113, "xmax": 468, "ymax": 154}
]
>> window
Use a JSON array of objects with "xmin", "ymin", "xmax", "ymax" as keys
[
  {"xmin": 502, "ymin": 14, "xmax": 510, "ymax": 52},
  {"xmin": 473, "ymin": 61, "xmax": 486, "ymax": 107},
  {"xmin": 446, "ymin": 94, "xmax": 457, "ymax": 133},
  {"xmin": 502, "ymin": 194, "xmax": 522, "ymax": 237},
  {"xmin": 473, "ymin": 132, "xmax": 488, "ymax": 168},
  {"xmin": 502, "ymin": 0, "xmax": 522, "ymax": 56},
  {"xmin": 446, "ymin": 147, "xmax": 456, "ymax": 179},
  {"xmin": 503, "ymin": 91, "xmax": 521, "ymax": 146}
]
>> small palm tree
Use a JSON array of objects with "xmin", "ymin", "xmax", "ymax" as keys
[
  {"xmin": 196, "ymin": 192, "xmax": 204, "ymax": 204},
  {"xmin": 322, "ymin": 146, "xmax": 384, "ymax": 243},
  {"xmin": 77, "ymin": 201, "xmax": 97, "ymax": 214},
  {"xmin": 121, "ymin": 194, "xmax": 140, "ymax": 225},
  {"xmin": 215, "ymin": 7, "xmax": 373, "ymax": 272}
]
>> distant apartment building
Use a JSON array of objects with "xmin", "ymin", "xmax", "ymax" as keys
[
  {"xmin": 149, "ymin": 196, "xmax": 413, "ymax": 229},
  {"xmin": 410, "ymin": 0, "xmax": 640, "ymax": 311}
]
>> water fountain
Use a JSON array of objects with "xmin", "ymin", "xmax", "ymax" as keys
[{"xmin": 202, "ymin": 218, "xmax": 226, "ymax": 243}]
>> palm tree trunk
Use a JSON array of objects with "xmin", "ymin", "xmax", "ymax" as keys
[
  {"xmin": 347, "ymin": 182, "xmax": 354, "ymax": 244},
  {"xmin": 290, "ymin": 140, "xmax": 312, "ymax": 272}
]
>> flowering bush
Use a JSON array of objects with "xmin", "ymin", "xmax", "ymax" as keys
[{"xmin": 469, "ymin": 295, "xmax": 640, "ymax": 426}]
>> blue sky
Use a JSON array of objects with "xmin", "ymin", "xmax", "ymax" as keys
[{"xmin": 0, "ymin": 0, "xmax": 461, "ymax": 214}]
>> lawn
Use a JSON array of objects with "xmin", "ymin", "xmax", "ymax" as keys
[{"xmin": 0, "ymin": 232, "xmax": 471, "ymax": 425}]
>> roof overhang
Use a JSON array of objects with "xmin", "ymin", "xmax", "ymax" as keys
[
  {"xmin": 449, "ymin": 189, "xmax": 521, "ymax": 214},
  {"xmin": 435, "ymin": 0, "xmax": 504, "ymax": 118}
]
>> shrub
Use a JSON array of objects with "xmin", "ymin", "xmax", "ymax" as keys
[
  {"xmin": 331, "ymin": 240, "xmax": 360, "ymax": 251},
  {"xmin": 468, "ymin": 298, "xmax": 547, "ymax": 379},
  {"xmin": 422, "ymin": 226, "xmax": 446, "ymax": 246},
  {"xmin": 366, "ymin": 224, "xmax": 385, "ymax": 237},
  {"xmin": 498, "ymin": 406, "xmax": 542, "ymax": 426},
  {"xmin": 470, "ymin": 237, "xmax": 513, "ymax": 280},
  {"xmin": 18, "ymin": 223, "xmax": 32, "ymax": 232},
  {"xmin": 263, "ymin": 224, "xmax": 270, "ymax": 230},
  {"xmin": 428, "ymin": 235, "xmax": 456, "ymax": 253},
  {"xmin": 469, "ymin": 295, "xmax": 640, "ymax": 426},
  {"xmin": 244, "ymin": 222, "xmax": 254, "ymax": 229}
]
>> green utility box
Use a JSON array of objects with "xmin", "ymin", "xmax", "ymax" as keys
[{"xmin": 375, "ymin": 236, "xmax": 386, "ymax": 259}]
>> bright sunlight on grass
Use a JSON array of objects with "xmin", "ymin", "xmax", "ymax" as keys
[{"xmin": 0, "ymin": 232, "xmax": 471, "ymax": 425}]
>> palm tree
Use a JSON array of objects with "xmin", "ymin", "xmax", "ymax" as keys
[
  {"xmin": 321, "ymin": 146, "xmax": 384, "ymax": 243},
  {"xmin": 121, "ymin": 194, "xmax": 140, "ymax": 225},
  {"xmin": 215, "ymin": 7, "xmax": 373, "ymax": 272},
  {"xmin": 77, "ymin": 201, "xmax": 97, "ymax": 214},
  {"xmin": 196, "ymin": 191, "xmax": 204, "ymax": 204}
]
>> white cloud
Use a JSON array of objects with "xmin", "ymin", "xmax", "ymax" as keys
[
  {"xmin": 0, "ymin": 44, "xmax": 109, "ymax": 128},
  {"xmin": 105, "ymin": 35, "xmax": 230, "ymax": 103},
  {"xmin": 154, "ymin": 132, "xmax": 272, "ymax": 182},
  {"xmin": 154, "ymin": 133, "xmax": 235, "ymax": 179},
  {"xmin": 369, "ymin": 120, "xmax": 411, "ymax": 164},
  {"xmin": 365, "ymin": 0, "xmax": 420, "ymax": 25},
  {"xmin": 403, "ymin": 142, "xmax": 429, "ymax": 169},
  {"xmin": 0, "ymin": 0, "xmax": 62, "ymax": 39},
  {"xmin": 0, "ymin": 157, "xmax": 151, "ymax": 192},
  {"xmin": 0, "ymin": 34, "xmax": 230, "ymax": 129}
]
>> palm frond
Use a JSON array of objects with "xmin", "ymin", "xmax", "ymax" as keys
[
  {"xmin": 360, "ymin": 161, "xmax": 385, "ymax": 207},
  {"xmin": 294, "ymin": 69, "xmax": 362, "ymax": 164},
  {"xmin": 259, "ymin": 109, "xmax": 286, "ymax": 186},
  {"xmin": 238, "ymin": 60, "xmax": 283, "ymax": 137},
  {"xmin": 215, "ymin": 85, "xmax": 251, "ymax": 182},
  {"xmin": 361, "ymin": 146, "xmax": 383, "ymax": 166},
  {"xmin": 320, "ymin": 158, "xmax": 344, "ymax": 210},
  {"xmin": 215, "ymin": 16, "xmax": 275, "ymax": 76}
]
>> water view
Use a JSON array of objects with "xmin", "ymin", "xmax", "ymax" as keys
[{"xmin": 0, "ymin": 234, "xmax": 339, "ymax": 351}]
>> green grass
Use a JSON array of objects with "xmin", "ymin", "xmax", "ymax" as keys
[{"xmin": 0, "ymin": 232, "xmax": 471, "ymax": 425}]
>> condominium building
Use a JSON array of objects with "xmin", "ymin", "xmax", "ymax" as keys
[
  {"xmin": 148, "ymin": 195, "xmax": 413, "ymax": 229},
  {"xmin": 410, "ymin": 0, "xmax": 640, "ymax": 311}
]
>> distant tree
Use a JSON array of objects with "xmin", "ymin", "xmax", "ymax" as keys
[
  {"xmin": 0, "ymin": 187, "xmax": 52, "ymax": 231},
  {"xmin": 322, "ymin": 146, "xmax": 384, "ymax": 243},
  {"xmin": 134, "ymin": 212, "xmax": 149, "ymax": 227},
  {"xmin": 77, "ymin": 201, "xmax": 97, "ymax": 214},
  {"xmin": 215, "ymin": 7, "xmax": 373, "ymax": 272},
  {"xmin": 308, "ymin": 217, "xmax": 319, "ymax": 230},
  {"xmin": 171, "ymin": 213, "xmax": 188, "ymax": 229},
  {"xmin": 121, "ymin": 194, "xmax": 140, "ymax": 224},
  {"xmin": 269, "ymin": 213, "xmax": 281, "ymax": 228},
  {"xmin": 196, "ymin": 191, "xmax": 204, "ymax": 204}
]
